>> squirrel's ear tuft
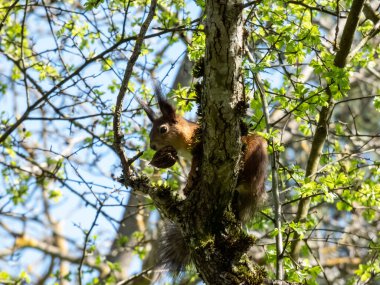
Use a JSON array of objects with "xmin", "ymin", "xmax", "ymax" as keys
[
  {"xmin": 135, "ymin": 96, "xmax": 157, "ymax": 122},
  {"xmin": 155, "ymin": 85, "xmax": 177, "ymax": 122}
]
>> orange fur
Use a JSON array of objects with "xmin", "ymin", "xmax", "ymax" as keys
[
  {"xmin": 146, "ymin": 96, "xmax": 268, "ymax": 221},
  {"xmin": 150, "ymin": 115, "xmax": 197, "ymax": 159}
]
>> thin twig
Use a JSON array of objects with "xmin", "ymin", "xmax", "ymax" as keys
[
  {"xmin": 246, "ymin": 46, "xmax": 284, "ymax": 280},
  {"xmin": 78, "ymin": 203, "xmax": 104, "ymax": 284},
  {"xmin": 112, "ymin": 0, "xmax": 157, "ymax": 177},
  {"xmin": 0, "ymin": 18, "xmax": 198, "ymax": 144},
  {"xmin": 290, "ymin": 0, "xmax": 366, "ymax": 260},
  {"xmin": 0, "ymin": 0, "xmax": 19, "ymax": 32}
]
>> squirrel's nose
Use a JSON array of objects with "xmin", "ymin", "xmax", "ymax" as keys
[{"xmin": 151, "ymin": 143, "xmax": 157, "ymax": 150}]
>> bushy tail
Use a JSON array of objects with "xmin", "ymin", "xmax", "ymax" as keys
[
  {"xmin": 239, "ymin": 134, "xmax": 268, "ymax": 222},
  {"xmin": 157, "ymin": 222, "xmax": 191, "ymax": 275}
]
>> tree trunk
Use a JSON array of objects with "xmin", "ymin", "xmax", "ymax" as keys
[
  {"xmin": 122, "ymin": 0, "xmax": 267, "ymax": 283},
  {"xmin": 179, "ymin": 0, "xmax": 266, "ymax": 283}
]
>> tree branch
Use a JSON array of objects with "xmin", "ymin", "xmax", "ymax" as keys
[
  {"xmin": 286, "ymin": 0, "xmax": 343, "ymax": 18},
  {"xmin": 255, "ymin": 73, "xmax": 283, "ymax": 280},
  {"xmin": 0, "ymin": 19, "xmax": 196, "ymax": 144},
  {"xmin": 334, "ymin": 0, "xmax": 366, "ymax": 68},
  {"xmin": 12, "ymin": 235, "xmax": 109, "ymax": 275},
  {"xmin": 112, "ymin": 0, "xmax": 157, "ymax": 176},
  {"xmin": 290, "ymin": 0, "xmax": 366, "ymax": 261},
  {"xmin": 180, "ymin": 0, "xmax": 266, "ymax": 283},
  {"xmin": 246, "ymin": 45, "xmax": 284, "ymax": 281},
  {"xmin": 347, "ymin": 20, "xmax": 380, "ymax": 63},
  {"xmin": 0, "ymin": 0, "xmax": 19, "ymax": 32}
]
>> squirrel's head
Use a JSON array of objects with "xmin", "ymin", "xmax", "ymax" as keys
[{"xmin": 140, "ymin": 87, "xmax": 196, "ymax": 157}]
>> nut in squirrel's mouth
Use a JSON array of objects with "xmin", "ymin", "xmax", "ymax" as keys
[{"xmin": 149, "ymin": 145, "xmax": 178, "ymax": 169}]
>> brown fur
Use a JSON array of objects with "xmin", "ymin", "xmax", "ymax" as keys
[
  {"xmin": 238, "ymin": 134, "xmax": 268, "ymax": 221},
  {"xmin": 150, "ymin": 115, "xmax": 197, "ymax": 159},
  {"xmin": 142, "ymin": 93, "xmax": 268, "ymax": 274},
  {"xmin": 146, "ymin": 95, "xmax": 268, "ymax": 222}
]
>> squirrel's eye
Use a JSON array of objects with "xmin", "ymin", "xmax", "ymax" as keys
[{"xmin": 159, "ymin": 125, "xmax": 168, "ymax": 134}]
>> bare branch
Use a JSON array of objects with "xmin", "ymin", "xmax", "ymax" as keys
[{"xmin": 113, "ymin": 0, "xmax": 158, "ymax": 176}]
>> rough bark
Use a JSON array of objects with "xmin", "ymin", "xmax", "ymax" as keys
[
  {"xmin": 201, "ymin": 0, "xmax": 244, "ymax": 214},
  {"xmin": 116, "ymin": 0, "xmax": 266, "ymax": 283},
  {"xmin": 179, "ymin": 0, "xmax": 265, "ymax": 283}
]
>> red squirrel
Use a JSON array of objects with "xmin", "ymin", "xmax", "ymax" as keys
[{"xmin": 140, "ymin": 89, "xmax": 268, "ymax": 272}]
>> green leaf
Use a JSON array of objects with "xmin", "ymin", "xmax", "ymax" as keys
[
  {"xmin": 84, "ymin": 0, "xmax": 105, "ymax": 11},
  {"xmin": 374, "ymin": 96, "xmax": 380, "ymax": 112},
  {"xmin": 19, "ymin": 271, "xmax": 31, "ymax": 284},
  {"xmin": 0, "ymin": 271, "xmax": 11, "ymax": 280}
]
